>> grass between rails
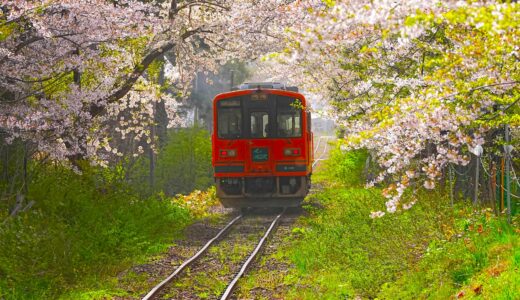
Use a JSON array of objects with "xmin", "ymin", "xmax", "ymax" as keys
[
  {"xmin": 0, "ymin": 165, "xmax": 194, "ymax": 300},
  {"xmin": 163, "ymin": 216, "xmax": 269, "ymax": 300},
  {"xmin": 239, "ymin": 147, "xmax": 520, "ymax": 299}
]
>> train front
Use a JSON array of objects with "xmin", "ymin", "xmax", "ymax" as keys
[{"xmin": 212, "ymin": 85, "xmax": 313, "ymax": 208}]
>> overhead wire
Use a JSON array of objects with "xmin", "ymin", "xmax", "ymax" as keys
[
  {"xmin": 447, "ymin": 157, "xmax": 520, "ymax": 201},
  {"xmin": 449, "ymin": 163, "xmax": 472, "ymax": 176},
  {"xmin": 506, "ymin": 153, "xmax": 520, "ymax": 188}
]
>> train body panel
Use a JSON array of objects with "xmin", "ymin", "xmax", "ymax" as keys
[{"xmin": 211, "ymin": 84, "xmax": 313, "ymax": 207}]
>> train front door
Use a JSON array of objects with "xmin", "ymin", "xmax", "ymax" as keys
[{"xmin": 244, "ymin": 95, "xmax": 276, "ymax": 194}]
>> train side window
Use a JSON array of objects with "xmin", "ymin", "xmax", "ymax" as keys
[
  {"xmin": 307, "ymin": 111, "xmax": 311, "ymax": 131},
  {"xmin": 250, "ymin": 111, "xmax": 269, "ymax": 138},
  {"xmin": 218, "ymin": 108, "xmax": 242, "ymax": 139}
]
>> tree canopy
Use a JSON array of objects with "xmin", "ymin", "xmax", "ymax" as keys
[{"xmin": 1, "ymin": 0, "xmax": 518, "ymax": 213}]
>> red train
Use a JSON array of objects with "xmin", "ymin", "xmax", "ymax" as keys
[{"xmin": 212, "ymin": 82, "xmax": 313, "ymax": 208}]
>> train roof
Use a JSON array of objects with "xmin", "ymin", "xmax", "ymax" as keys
[{"xmin": 232, "ymin": 82, "xmax": 299, "ymax": 92}]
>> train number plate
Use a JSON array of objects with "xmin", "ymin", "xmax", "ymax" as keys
[{"xmin": 252, "ymin": 148, "xmax": 268, "ymax": 162}]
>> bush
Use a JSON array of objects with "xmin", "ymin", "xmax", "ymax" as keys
[
  {"xmin": 155, "ymin": 127, "xmax": 213, "ymax": 195},
  {"xmin": 172, "ymin": 187, "xmax": 219, "ymax": 219},
  {"xmin": 322, "ymin": 147, "xmax": 367, "ymax": 187},
  {"xmin": 126, "ymin": 127, "xmax": 213, "ymax": 196}
]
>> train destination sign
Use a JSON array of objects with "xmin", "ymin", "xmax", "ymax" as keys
[{"xmin": 252, "ymin": 148, "xmax": 268, "ymax": 162}]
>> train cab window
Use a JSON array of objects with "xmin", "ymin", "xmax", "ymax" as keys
[
  {"xmin": 217, "ymin": 99, "xmax": 242, "ymax": 139},
  {"xmin": 277, "ymin": 113, "xmax": 301, "ymax": 137},
  {"xmin": 277, "ymin": 97, "xmax": 302, "ymax": 138},
  {"xmin": 250, "ymin": 111, "xmax": 269, "ymax": 138}
]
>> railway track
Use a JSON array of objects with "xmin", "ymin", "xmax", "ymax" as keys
[
  {"xmin": 313, "ymin": 135, "xmax": 333, "ymax": 168},
  {"xmin": 142, "ymin": 208, "xmax": 286, "ymax": 300},
  {"xmin": 140, "ymin": 137, "xmax": 332, "ymax": 299}
]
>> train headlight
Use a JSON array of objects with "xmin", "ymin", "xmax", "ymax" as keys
[
  {"xmin": 283, "ymin": 148, "xmax": 301, "ymax": 156},
  {"xmin": 220, "ymin": 149, "xmax": 237, "ymax": 157}
]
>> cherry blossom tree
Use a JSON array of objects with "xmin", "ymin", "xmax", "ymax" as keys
[
  {"xmin": 0, "ymin": 0, "xmax": 301, "ymax": 164},
  {"xmin": 263, "ymin": 0, "xmax": 519, "ymax": 214}
]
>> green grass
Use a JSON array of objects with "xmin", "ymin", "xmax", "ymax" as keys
[
  {"xmin": 379, "ymin": 209, "xmax": 520, "ymax": 299},
  {"xmin": 239, "ymin": 146, "xmax": 520, "ymax": 299},
  {"xmin": 284, "ymin": 186, "xmax": 450, "ymax": 298},
  {"xmin": 0, "ymin": 165, "xmax": 191, "ymax": 299}
]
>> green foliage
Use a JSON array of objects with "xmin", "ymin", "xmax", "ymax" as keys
[
  {"xmin": 126, "ymin": 127, "xmax": 213, "ymax": 196},
  {"xmin": 0, "ymin": 164, "xmax": 190, "ymax": 299},
  {"xmin": 323, "ymin": 147, "xmax": 367, "ymax": 187},
  {"xmin": 155, "ymin": 127, "xmax": 213, "ymax": 195},
  {"xmin": 0, "ymin": 127, "xmax": 213, "ymax": 298},
  {"xmin": 0, "ymin": 23, "xmax": 18, "ymax": 41},
  {"xmin": 172, "ymin": 187, "xmax": 219, "ymax": 219},
  {"xmin": 147, "ymin": 58, "xmax": 164, "ymax": 83}
]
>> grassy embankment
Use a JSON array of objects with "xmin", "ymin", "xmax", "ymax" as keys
[
  {"xmin": 240, "ymin": 146, "xmax": 520, "ymax": 299},
  {"xmin": 0, "ymin": 128, "xmax": 215, "ymax": 299}
]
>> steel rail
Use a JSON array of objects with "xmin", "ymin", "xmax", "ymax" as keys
[
  {"xmin": 142, "ymin": 214, "xmax": 243, "ymax": 300},
  {"xmin": 312, "ymin": 136, "xmax": 329, "ymax": 168},
  {"xmin": 314, "ymin": 135, "xmax": 324, "ymax": 155},
  {"xmin": 220, "ymin": 208, "xmax": 286, "ymax": 300},
  {"xmin": 312, "ymin": 136, "xmax": 326, "ymax": 168}
]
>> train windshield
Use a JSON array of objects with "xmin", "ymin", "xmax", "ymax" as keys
[
  {"xmin": 216, "ymin": 95, "xmax": 303, "ymax": 139},
  {"xmin": 218, "ymin": 99, "xmax": 242, "ymax": 139},
  {"xmin": 277, "ymin": 97, "xmax": 302, "ymax": 137}
]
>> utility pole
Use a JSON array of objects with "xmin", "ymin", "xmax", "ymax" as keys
[
  {"xmin": 449, "ymin": 165, "xmax": 454, "ymax": 206},
  {"xmin": 505, "ymin": 124, "xmax": 512, "ymax": 223},
  {"xmin": 230, "ymin": 70, "xmax": 234, "ymax": 91},
  {"xmin": 471, "ymin": 145, "xmax": 483, "ymax": 206}
]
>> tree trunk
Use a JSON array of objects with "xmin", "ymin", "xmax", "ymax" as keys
[
  {"xmin": 23, "ymin": 142, "xmax": 28, "ymax": 194},
  {"xmin": 149, "ymin": 120, "xmax": 156, "ymax": 193},
  {"xmin": 155, "ymin": 55, "xmax": 169, "ymax": 148}
]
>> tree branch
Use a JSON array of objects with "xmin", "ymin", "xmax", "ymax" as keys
[
  {"xmin": 90, "ymin": 28, "xmax": 206, "ymax": 117},
  {"xmin": 441, "ymin": 81, "xmax": 520, "ymax": 101},
  {"xmin": 169, "ymin": 0, "xmax": 177, "ymax": 19}
]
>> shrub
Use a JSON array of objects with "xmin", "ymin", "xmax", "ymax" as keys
[
  {"xmin": 125, "ymin": 127, "xmax": 213, "ymax": 196},
  {"xmin": 172, "ymin": 187, "xmax": 219, "ymax": 219},
  {"xmin": 323, "ymin": 147, "xmax": 367, "ymax": 187}
]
